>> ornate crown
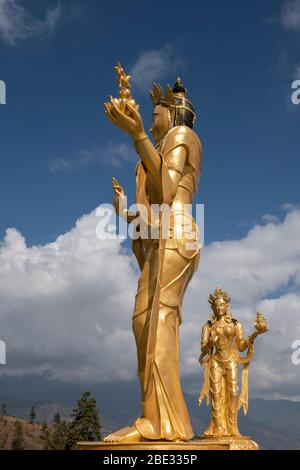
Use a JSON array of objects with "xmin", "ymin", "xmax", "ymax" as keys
[
  {"xmin": 208, "ymin": 286, "xmax": 231, "ymax": 306},
  {"xmin": 149, "ymin": 77, "xmax": 196, "ymax": 126}
]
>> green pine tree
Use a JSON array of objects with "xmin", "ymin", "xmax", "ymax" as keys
[
  {"xmin": 53, "ymin": 412, "xmax": 61, "ymax": 426},
  {"xmin": 49, "ymin": 412, "xmax": 68, "ymax": 450},
  {"xmin": 0, "ymin": 432, "xmax": 8, "ymax": 449},
  {"xmin": 11, "ymin": 421, "xmax": 25, "ymax": 450},
  {"xmin": 65, "ymin": 391, "xmax": 102, "ymax": 450},
  {"xmin": 40, "ymin": 420, "xmax": 51, "ymax": 450},
  {"xmin": 29, "ymin": 406, "xmax": 36, "ymax": 424}
]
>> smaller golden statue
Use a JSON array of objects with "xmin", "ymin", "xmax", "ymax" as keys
[{"xmin": 198, "ymin": 287, "xmax": 268, "ymax": 438}]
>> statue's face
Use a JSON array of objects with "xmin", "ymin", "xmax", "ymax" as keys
[
  {"xmin": 150, "ymin": 105, "xmax": 172, "ymax": 144},
  {"xmin": 213, "ymin": 298, "xmax": 228, "ymax": 319}
]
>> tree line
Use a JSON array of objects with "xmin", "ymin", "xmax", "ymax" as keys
[{"xmin": 0, "ymin": 390, "xmax": 102, "ymax": 450}]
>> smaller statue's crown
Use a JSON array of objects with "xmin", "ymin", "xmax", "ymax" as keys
[{"xmin": 208, "ymin": 286, "xmax": 230, "ymax": 306}]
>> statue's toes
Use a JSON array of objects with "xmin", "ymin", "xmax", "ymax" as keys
[{"xmin": 115, "ymin": 430, "xmax": 127, "ymax": 441}]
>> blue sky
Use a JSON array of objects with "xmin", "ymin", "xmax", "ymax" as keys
[
  {"xmin": 1, "ymin": 1, "xmax": 300, "ymax": 407},
  {"xmin": 0, "ymin": 0, "xmax": 299, "ymax": 247}
]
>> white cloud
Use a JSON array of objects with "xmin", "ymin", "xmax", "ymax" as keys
[
  {"xmin": 102, "ymin": 141, "xmax": 136, "ymax": 169},
  {"xmin": 281, "ymin": 0, "xmax": 300, "ymax": 31},
  {"xmin": 180, "ymin": 209, "xmax": 300, "ymax": 399},
  {"xmin": 262, "ymin": 213, "xmax": 279, "ymax": 224},
  {"xmin": 130, "ymin": 44, "xmax": 184, "ymax": 92},
  {"xmin": 0, "ymin": 208, "xmax": 138, "ymax": 383},
  {"xmin": 282, "ymin": 202, "xmax": 300, "ymax": 212},
  {"xmin": 49, "ymin": 150, "xmax": 97, "ymax": 173},
  {"xmin": 0, "ymin": 0, "xmax": 61, "ymax": 45},
  {"xmin": 0, "ymin": 206, "xmax": 300, "ymax": 400},
  {"xmin": 48, "ymin": 142, "xmax": 136, "ymax": 172}
]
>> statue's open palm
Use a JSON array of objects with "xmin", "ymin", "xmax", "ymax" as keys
[{"xmin": 104, "ymin": 98, "xmax": 144, "ymax": 139}]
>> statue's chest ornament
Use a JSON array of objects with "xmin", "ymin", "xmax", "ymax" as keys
[{"xmin": 212, "ymin": 323, "xmax": 235, "ymax": 344}]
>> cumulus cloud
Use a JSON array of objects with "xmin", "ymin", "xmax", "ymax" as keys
[
  {"xmin": 180, "ymin": 209, "xmax": 300, "ymax": 399},
  {"xmin": 281, "ymin": 0, "xmax": 300, "ymax": 31},
  {"xmin": 0, "ymin": 209, "xmax": 138, "ymax": 383},
  {"xmin": 262, "ymin": 213, "xmax": 280, "ymax": 224},
  {"xmin": 130, "ymin": 44, "xmax": 184, "ymax": 92},
  {"xmin": 0, "ymin": 206, "xmax": 300, "ymax": 400},
  {"xmin": 0, "ymin": 0, "xmax": 62, "ymax": 45}
]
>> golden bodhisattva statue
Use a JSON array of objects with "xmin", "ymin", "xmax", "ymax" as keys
[
  {"xmin": 103, "ymin": 64, "xmax": 202, "ymax": 443},
  {"xmin": 198, "ymin": 287, "xmax": 268, "ymax": 438}
]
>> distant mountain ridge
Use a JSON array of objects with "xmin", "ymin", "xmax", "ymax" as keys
[{"xmin": 0, "ymin": 375, "xmax": 299, "ymax": 450}]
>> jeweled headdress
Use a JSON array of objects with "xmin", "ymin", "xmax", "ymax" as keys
[
  {"xmin": 208, "ymin": 286, "xmax": 231, "ymax": 307},
  {"xmin": 149, "ymin": 77, "xmax": 196, "ymax": 129}
]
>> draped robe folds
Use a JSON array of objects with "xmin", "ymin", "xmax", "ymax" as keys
[{"xmin": 131, "ymin": 126, "xmax": 202, "ymax": 441}]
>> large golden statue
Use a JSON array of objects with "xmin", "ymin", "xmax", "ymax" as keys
[
  {"xmin": 198, "ymin": 287, "xmax": 268, "ymax": 438},
  {"xmin": 103, "ymin": 64, "xmax": 202, "ymax": 443}
]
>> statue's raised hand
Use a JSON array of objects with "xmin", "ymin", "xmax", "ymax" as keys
[
  {"xmin": 104, "ymin": 98, "xmax": 145, "ymax": 141},
  {"xmin": 112, "ymin": 177, "xmax": 126, "ymax": 217}
]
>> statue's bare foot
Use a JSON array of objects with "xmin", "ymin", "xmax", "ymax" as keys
[
  {"xmin": 213, "ymin": 428, "xmax": 224, "ymax": 438},
  {"xmin": 104, "ymin": 426, "xmax": 142, "ymax": 443}
]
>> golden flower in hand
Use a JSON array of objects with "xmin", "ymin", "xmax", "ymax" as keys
[{"xmin": 254, "ymin": 312, "xmax": 268, "ymax": 335}]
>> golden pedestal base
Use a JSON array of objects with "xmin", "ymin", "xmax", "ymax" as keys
[{"xmin": 78, "ymin": 436, "xmax": 259, "ymax": 451}]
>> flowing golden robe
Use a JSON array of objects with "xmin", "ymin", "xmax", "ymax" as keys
[{"xmin": 131, "ymin": 125, "xmax": 202, "ymax": 441}]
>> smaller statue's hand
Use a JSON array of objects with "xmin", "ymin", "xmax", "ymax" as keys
[
  {"xmin": 104, "ymin": 98, "xmax": 145, "ymax": 140},
  {"xmin": 254, "ymin": 312, "xmax": 268, "ymax": 335}
]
